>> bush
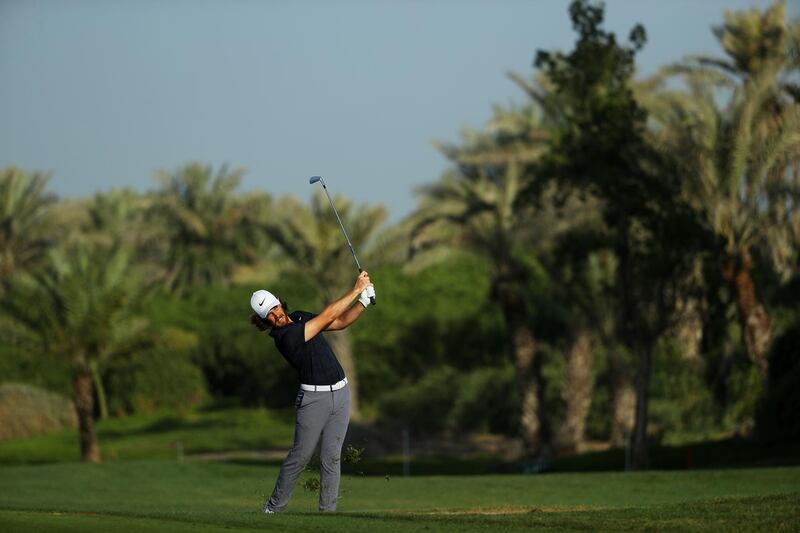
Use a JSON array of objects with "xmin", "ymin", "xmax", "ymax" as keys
[
  {"xmin": 649, "ymin": 336, "xmax": 716, "ymax": 438},
  {"xmin": 378, "ymin": 365, "xmax": 520, "ymax": 436},
  {"xmin": 0, "ymin": 320, "xmax": 72, "ymax": 397},
  {"xmin": 105, "ymin": 350, "xmax": 207, "ymax": 415},
  {"xmin": 377, "ymin": 366, "xmax": 459, "ymax": 433},
  {"xmin": 450, "ymin": 365, "xmax": 519, "ymax": 435},
  {"xmin": 0, "ymin": 383, "xmax": 76, "ymax": 440},
  {"xmin": 352, "ymin": 255, "xmax": 507, "ymax": 404}
]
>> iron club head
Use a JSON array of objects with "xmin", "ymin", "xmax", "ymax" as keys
[{"xmin": 309, "ymin": 176, "xmax": 323, "ymax": 185}]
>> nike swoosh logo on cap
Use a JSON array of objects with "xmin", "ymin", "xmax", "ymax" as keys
[{"xmin": 259, "ymin": 298, "xmax": 266, "ymax": 306}]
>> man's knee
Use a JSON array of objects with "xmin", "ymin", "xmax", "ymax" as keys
[
  {"xmin": 285, "ymin": 446, "xmax": 315, "ymax": 469},
  {"xmin": 320, "ymin": 451, "xmax": 341, "ymax": 472}
]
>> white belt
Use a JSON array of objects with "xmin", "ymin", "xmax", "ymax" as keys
[{"xmin": 300, "ymin": 377, "xmax": 348, "ymax": 392}]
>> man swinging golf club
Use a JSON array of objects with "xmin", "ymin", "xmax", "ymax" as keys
[{"xmin": 250, "ymin": 271, "xmax": 375, "ymax": 514}]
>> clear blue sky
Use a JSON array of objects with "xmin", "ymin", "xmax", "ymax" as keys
[{"xmin": 1, "ymin": 0, "xmax": 792, "ymax": 222}]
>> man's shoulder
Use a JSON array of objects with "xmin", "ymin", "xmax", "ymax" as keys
[{"xmin": 289, "ymin": 310, "xmax": 317, "ymax": 322}]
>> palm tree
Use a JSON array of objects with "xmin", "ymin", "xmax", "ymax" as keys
[
  {"xmin": 262, "ymin": 193, "xmax": 387, "ymax": 418},
  {"xmin": 647, "ymin": 66, "xmax": 800, "ymax": 379},
  {"xmin": 81, "ymin": 188, "xmax": 145, "ymax": 243},
  {"xmin": 79, "ymin": 188, "xmax": 176, "ymax": 295},
  {"xmin": 688, "ymin": 0, "xmax": 799, "ymax": 101},
  {"xmin": 0, "ymin": 167, "xmax": 56, "ymax": 290},
  {"xmin": 1, "ymin": 244, "xmax": 152, "ymax": 461},
  {"xmin": 408, "ymin": 102, "xmax": 561, "ymax": 455},
  {"xmin": 149, "ymin": 163, "xmax": 258, "ymax": 293}
]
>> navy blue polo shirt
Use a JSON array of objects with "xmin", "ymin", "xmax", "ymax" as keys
[{"xmin": 269, "ymin": 310, "xmax": 345, "ymax": 386}]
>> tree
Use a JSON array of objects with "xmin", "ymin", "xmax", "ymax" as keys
[
  {"xmin": 688, "ymin": 0, "xmax": 800, "ymax": 101},
  {"xmin": 408, "ymin": 99, "xmax": 561, "ymax": 455},
  {"xmin": 0, "ymin": 167, "xmax": 56, "ymax": 290},
  {"xmin": 646, "ymin": 1, "xmax": 800, "ymax": 381},
  {"xmin": 647, "ymin": 65, "xmax": 800, "ymax": 380},
  {"xmin": 529, "ymin": 0, "xmax": 708, "ymax": 468},
  {"xmin": 261, "ymin": 193, "xmax": 387, "ymax": 418},
  {"xmin": 149, "ymin": 163, "xmax": 260, "ymax": 293},
  {"xmin": 1, "ymin": 244, "xmax": 153, "ymax": 461}
]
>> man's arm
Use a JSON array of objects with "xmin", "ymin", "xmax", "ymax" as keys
[
  {"xmin": 304, "ymin": 272, "xmax": 371, "ymax": 342},
  {"xmin": 325, "ymin": 301, "xmax": 366, "ymax": 331}
]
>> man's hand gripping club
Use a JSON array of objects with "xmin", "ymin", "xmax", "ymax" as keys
[{"xmin": 304, "ymin": 272, "xmax": 375, "ymax": 341}]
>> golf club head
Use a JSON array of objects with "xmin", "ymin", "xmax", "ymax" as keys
[{"xmin": 309, "ymin": 175, "xmax": 323, "ymax": 185}]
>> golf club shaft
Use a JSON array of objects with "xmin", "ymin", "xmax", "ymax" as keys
[{"xmin": 317, "ymin": 180, "xmax": 376, "ymax": 305}]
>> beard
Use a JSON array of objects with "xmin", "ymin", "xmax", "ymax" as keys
[{"xmin": 270, "ymin": 312, "xmax": 289, "ymax": 328}]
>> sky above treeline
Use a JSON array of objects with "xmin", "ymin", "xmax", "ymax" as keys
[{"xmin": 1, "ymin": 0, "xmax": 794, "ymax": 222}]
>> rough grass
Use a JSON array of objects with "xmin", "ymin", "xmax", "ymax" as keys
[
  {"xmin": 0, "ymin": 383, "xmax": 76, "ymax": 440},
  {"xmin": 0, "ymin": 461, "xmax": 797, "ymax": 532}
]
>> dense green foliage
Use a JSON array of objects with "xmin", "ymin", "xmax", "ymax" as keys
[{"xmin": 104, "ymin": 349, "xmax": 207, "ymax": 415}]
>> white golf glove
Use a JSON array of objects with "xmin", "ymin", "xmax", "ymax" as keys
[{"xmin": 358, "ymin": 285, "xmax": 376, "ymax": 308}]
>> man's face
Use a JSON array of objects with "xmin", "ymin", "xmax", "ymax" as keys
[{"xmin": 265, "ymin": 305, "xmax": 289, "ymax": 328}]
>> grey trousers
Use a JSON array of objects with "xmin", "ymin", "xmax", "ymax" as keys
[{"xmin": 267, "ymin": 384, "xmax": 351, "ymax": 512}]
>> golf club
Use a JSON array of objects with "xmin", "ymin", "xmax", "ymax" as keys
[{"xmin": 309, "ymin": 176, "xmax": 376, "ymax": 306}]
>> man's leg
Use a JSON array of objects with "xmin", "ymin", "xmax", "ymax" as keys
[
  {"xmin": 319, "ymin": 386, "xmax": 351, "ymax": 512},
  {"xmin": 266, "ymin": 390, "xmax": 327, "ymax": 512}
]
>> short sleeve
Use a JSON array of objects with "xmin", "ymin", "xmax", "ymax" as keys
[{"xmin": 275, "ymin": 323, "xmax": 306, "ymax": 357}]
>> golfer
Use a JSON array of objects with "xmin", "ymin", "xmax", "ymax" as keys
[{"xmin": 249, "ymin": 271, "xmax": 375, "ymax": 513}]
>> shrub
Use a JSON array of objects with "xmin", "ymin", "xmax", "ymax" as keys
[
  {"xmin": 0, "ymin": 325, "xmax": 72, "ymax": 396},
  {"xmin": 377, "ymin": 366, "xmax": 458, "ymax": 433},
  {"xmin": 450, "ymin": 365, "xmax": 519, "ymax": 434},
  {"xmin": 378, "ymin": 365, "xmax": 520, "ymax": 436},
  {"xmin": 352, "ymin": 256, "xmax": 506, "ymax": 404},
  {"xmin": 105, "ymin": 349, "xmax": 207, "ymax": 415},
  {"xmin": 0, "ymin": 383, "xmax": 76, "ymax": 440},
  {"xmin": 649, "ymin": 336, "xmax": 716, "ymax": 438}
]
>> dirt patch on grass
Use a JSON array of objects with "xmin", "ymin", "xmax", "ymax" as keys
[
  {"xmin": 187, "ymin": 449, "xmax": 287, "ymax": 462},
  {"xmin": 400, "ymin": 505, "xmax": 596, "ymax": 515}
]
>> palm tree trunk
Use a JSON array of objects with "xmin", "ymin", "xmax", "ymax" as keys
[
  {"xmin": 723, "ymin": 252, "xmax": 771, "ymax": 379},
  {"xmin": 325, "ymin": 329, "xmax": 360, "ymax": 419},
  {"xmin": 512, "ymin": 317, "xmax": 544, "ymax": 456},
  {"xmin": 73, "ymin": 364, "xmax": 101, "ymax": 463},
  {"xmin": 675, "ymin": 296, "xmax": 703, "ymax": 361},
  {"xmin": 558, "ymin": 329, "xmax": 594, "ymax": 454},
  {"xmin": 611, "ymin": 226, "xmax": 636, "ymax": 448},
  {"xmin": 631, "ymin": 344, "xmax": 653, "ymax": 470},
  {"xmin": 90, "ymin": 360, "xmax": 109, "ymax": 420},
  {"xmin": 608, "ymin": 351, "xmax": 635, "ymax": 447},
  {"xmin": 497, "ymin": 287, "xmax": 548, "ymax": 456}
]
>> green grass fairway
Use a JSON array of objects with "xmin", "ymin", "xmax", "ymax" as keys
[{"xmin": 1, "ymin": 462, "xmax": 798, "ymax": 531}]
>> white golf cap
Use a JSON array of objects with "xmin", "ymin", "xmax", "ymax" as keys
[{"xmin": 250, "ymin": 289, "xmax": 280, "ymax": 319}]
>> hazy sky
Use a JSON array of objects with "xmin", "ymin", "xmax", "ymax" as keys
[{"xmin": 1, "ymin": 0, "xmax": 793, "ymax": 221}]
